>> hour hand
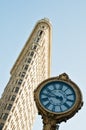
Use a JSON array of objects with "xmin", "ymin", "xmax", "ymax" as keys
[{"xmin": 48, "ymin": 92, "xmax": 63, "ymax": 101}]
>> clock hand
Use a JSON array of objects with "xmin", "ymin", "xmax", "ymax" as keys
[
  {"xmin": 48, "ymin": 91, "xmax": 57, "ymax": 96},
  {"xmin": 48, "ymin": 92, "xmax": 63, "ymax": 101},
  {"xmin": 55, "ymin": 96, "xmax": 63, "ymax": 101}
]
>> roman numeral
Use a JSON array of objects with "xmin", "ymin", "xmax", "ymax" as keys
[
  {"xmin": 41, "ymin": 93, "xmax": 48, "ymax": 97},
  {"xmin": 67, "ymin": 98, "xmax": 74, "ymax": 102},
  {"xmin": 59, "ymin": 84, "xmax": 63, "ymax": 90},
  {"xmin": 45, "ymin": 102, "xmax": 51, "ymax": 108},
  {"xmin": 42, "ymin": 97, "xmax": 48, "ymax": 102},
  {"xmin": 64, "ymin": 88, "xmax": 69, "ymax": 92},
  {"xmin": 64, "ymin": 103, "xmax": 70, "ymax": 109},
  {"xmin": 66, "ymin": 93, "xmax": 73, "ymax": 96},
  {"xmin": 46, "ymin": 87, "xmax": 51, "ymax": 93},
  {"xmin": 53, "ymin": 84, "xmax": 57, "ymax": 89},
  {"xmin": 52, "ymin": 105, "xmax": 55, "ymax": 112},
  {"xmin": 60, "ymin": 106, "xmax": 63, "ymax": 112}
]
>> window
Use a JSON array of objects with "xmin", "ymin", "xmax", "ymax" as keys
[
  {"xmin": 2, "ymin": 113, "xmax": 8, "ymax": 120},
  {"xmin": 24, "ymin": 65, "xmax": 28, "ymax": 70},
  {"xmin": 24, "ymin": 58, "xmax": 27, "ymax": 62},
  {"xmin": 15, "ymin": 87, "xmax": 19, "ymax": 93},
  {"xmin": 0, "ymin": 123, "xmax": 4, "ymax": 130},
  {"xmin": 12, "ymin": 87, "xmax": 15, "ymax": 92},
  {"xmin": 12, "ymin": 106, "xmax": 15, "ymax": 113},
  {"xmin": 27, "ymin": 58, "xmax": 31, "ymax": 63},
  {"xmin": 19, "ymin": 90, "xmax": 22, "ymax": 95},
  {"xmin": 35, "ymin": 37, "xmax": 40, "ymax": 43},
  {"xmin": 38, "ymin": 30, "xmax": 43, "ymax": 37},
  {"xmin": 7, "ymin": 104, "xmax": 12, "ymax": 110},
  {"xmin": 41, "ymin": 25, "xmax": 45, "ymax": 29},
  {"xmin": 29, "ymin": 51, "xmax": 34, "ymax": 57},
  {"xmin": 10, "ymin": 95, "xmax": 16, "ymax": 101},
  {"xmin": 21, "ymin": 72, "xmax": 26, "ymax": 78},
  {"xmin": 18, "ymin": 79, "xmax": 23, "ymax": 85},
  {"xmin": 12, "ymin": 87, "xmax": 19, "ymax": 93},
  {"xmin": 19, "ymin": 72, "xmax": 21, "ymax": 76},
  {"xmin": 4, "ymin": 125, "xmax": 8, "ymax": 130},
  {"xmin": 15, "ymin": 79, "xmax": 18, "ymax": 84},
  {"xmin": 41, "ymin": 25, "xmax": 47, "ymax": 29},
  {"xmin": 31, "ymin": 44, "xmax": 37, "ymax": 50}
]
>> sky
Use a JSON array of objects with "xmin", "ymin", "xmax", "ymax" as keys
[{"xmin": 0, "ymin": 0, "xmax": 86, "ymax": 130}]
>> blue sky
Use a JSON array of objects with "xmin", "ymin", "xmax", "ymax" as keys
[{"xmin": 0, "ymin": 0, "xmax": 86, "ymax": 130}]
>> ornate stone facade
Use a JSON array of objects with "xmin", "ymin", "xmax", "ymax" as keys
[{"xmin": 0, "ymin": 18, "xmax": 52, "ymax": 130}]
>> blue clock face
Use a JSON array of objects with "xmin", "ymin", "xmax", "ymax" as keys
[{"xmin": 39, "ymin": 81, "xmax": 76, "ymax": 113}]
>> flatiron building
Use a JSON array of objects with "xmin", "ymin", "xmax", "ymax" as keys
[{"xmin": 0, "ymin": 18, "xmax": 52, "ymax": 130}]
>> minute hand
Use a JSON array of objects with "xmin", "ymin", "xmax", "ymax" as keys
[{"xmin": 49, "ymin": 92, "xmax": 63, "ymax": 101}]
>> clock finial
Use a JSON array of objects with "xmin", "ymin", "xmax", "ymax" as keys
[{"xmin": 58, "ymin": 73, "xmax": 69, "ymax": 81}]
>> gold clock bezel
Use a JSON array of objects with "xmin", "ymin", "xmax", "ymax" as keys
[{"xmin": 34, "ymin": 73, "xmax": 83, "ymax": 122}]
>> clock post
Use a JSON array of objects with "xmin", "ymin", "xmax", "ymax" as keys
[
  {"xmin": 42, "ymin": 116, "xmax": 59, "ymax": 130},
  {"xmin": 34, "ymin": 73, "xmax": 83, "ymax": 130}
]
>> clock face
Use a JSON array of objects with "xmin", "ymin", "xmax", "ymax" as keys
[{"xmin": 39, "ymin": 81, "xmax": 76, "ymax": 113}]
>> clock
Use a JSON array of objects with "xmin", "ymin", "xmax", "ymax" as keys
[
  {"xmin": 39, "ymin": 81, "xmax": 76, "ymax": 114},
  {"xmin": 34, "ymin": 73, "xmax": 83, "ymax": 123}
]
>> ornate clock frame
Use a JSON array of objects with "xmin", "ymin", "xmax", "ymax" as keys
[{"xmin": 34, "ymin": 73, "xmax": 83, "ymax": 130}]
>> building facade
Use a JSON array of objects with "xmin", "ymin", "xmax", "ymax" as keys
[{"xmin": 0, "ymin": 18, "xmax": 52, "ymax": 130}]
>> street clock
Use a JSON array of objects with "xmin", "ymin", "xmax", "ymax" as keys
[{"xmin": 34, "ymin": 73, "xmax": 83, "ymax": 130}]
